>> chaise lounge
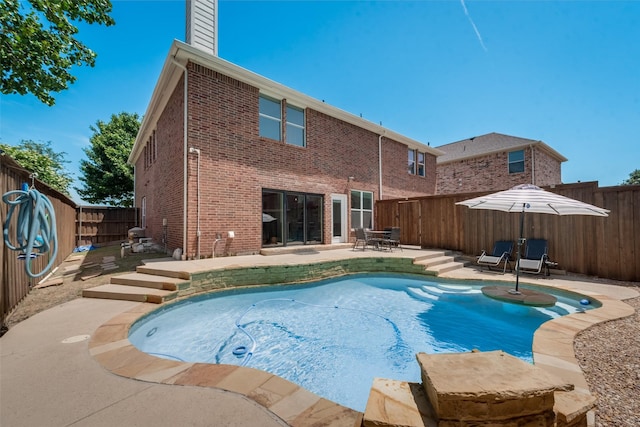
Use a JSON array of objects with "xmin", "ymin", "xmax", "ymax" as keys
[
  {"xmin": 517, "ymin": 238, "xmax": 551, "ymax": 276},
  {"xmin": 477, "ymin": 240, "xmax": 513, "ymax": 273}
]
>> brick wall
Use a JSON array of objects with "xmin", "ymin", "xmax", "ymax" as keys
[
  {"xmin": 134, "ymin": 75, "xmax": 185, "ymax": 254},
  {"xmin": 136, "ymin": 62, "xmax": 437, "ymax": 257},
  {"xmin": 436, "ymin": 146, "xmax": 561, "ymax": 194}
]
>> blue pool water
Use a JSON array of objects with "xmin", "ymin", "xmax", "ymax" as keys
[{"xmin": 128, "ymin": 273, "xmax": 594, "ymax": 411}]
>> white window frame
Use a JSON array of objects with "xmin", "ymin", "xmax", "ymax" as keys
[
  {"xmin": 259, "ymin": 94, "xmax": 282, "ymax": 141},
  {"xmin": 508, "ymin": 150, "xmax": 525, "ymax": 174},
  {"xmin": 285, "ymin": 104, "xmax": 306, "ymax": 147},
  {"xmin": 417, "ymin": 152, "xmax": 425, "ymax": 177},
  {"xmin": 408, "ymin": 149, "xmax": 416, "ymax": 175},
  {"xmin": 350, "ymin": 190, "xmax": 373, "ymax": 229}
]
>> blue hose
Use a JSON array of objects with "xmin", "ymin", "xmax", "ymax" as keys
[{"xmin": 2, "ymin": 188, "xmax": 58, "ymax": 278}]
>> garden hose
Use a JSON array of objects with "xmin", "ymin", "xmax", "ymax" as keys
[{"xmin": 2, "ymin": 186, "xmax": 58, "ymax": 278}]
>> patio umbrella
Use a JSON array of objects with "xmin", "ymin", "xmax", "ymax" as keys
[{"xmin": 456, "ymin": 184, "xmax": 609, "ymax": 293}]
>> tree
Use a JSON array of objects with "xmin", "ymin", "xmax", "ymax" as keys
[
  {"xmin": 76, "ymin": 112, "xmax": 140, "ymax": 207},
  {"xmin": 0, "ymin": 0, "xmax": 115, "ymax": 106},
  {"xmin": 0, "ymin": 140, "xmax": 73, "ymax": 194},
  {"xmin": 621, "ymin": 169, "xmax": 640, "ymax": 186}
]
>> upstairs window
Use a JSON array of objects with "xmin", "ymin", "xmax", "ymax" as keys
[
  {"xmin": 259, "ymin": 95, "xmax": 281, "ymax": 140},
  {"xmin": 408, "ymin": 149, "xmax": 416, "ymax": 174},
  {"xmin": 417, "ymin": 152, "xmax": 425, "ymax": 177},
  {"xmin": 286, "ymin": 104, "xmax": 305, "ymax": 147},
  {"xmin": 508, "ymin": 150, "xmax": 525, "ymax": 174}
]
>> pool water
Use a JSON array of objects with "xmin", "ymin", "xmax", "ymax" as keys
[{"xmin": 128, "ymin": 273, "xmax": 592, "ymax": 411}]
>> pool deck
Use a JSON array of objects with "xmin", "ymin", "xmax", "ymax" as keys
[{"xmin": 1, "ymin": 246, "xmax": 637, "ymax": 427}]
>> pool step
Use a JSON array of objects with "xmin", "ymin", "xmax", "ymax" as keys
[
  {"xmin": 82, "ymin": 284, "xmax": 179, "ymax": 304},
  {"xmin": 406, "ymin": 286, "xmax": 440, "ymax": 302},
  {"xmin": 110, "ymin": 272, "xmax": 190, "ymax": 291}
]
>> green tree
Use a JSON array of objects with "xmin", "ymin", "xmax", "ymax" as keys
[
  {"xmin": 621, "ymin": 169, "xmax": 640, "ymax": 185},
  {"xmin": 76, "ymin": 112, "xmax": 140, "ymax": 207},
  {"xmin": 0, "ymin": 0, "xmax": 115, "ymax": 106},
  {"xmin": 0, "ymin": 140, "xmax": 73, "ymax": 194}
]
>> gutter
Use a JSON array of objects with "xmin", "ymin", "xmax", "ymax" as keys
[{"xmin": 172, "ymin": 58, "xmax": 189, "ymax": 260}]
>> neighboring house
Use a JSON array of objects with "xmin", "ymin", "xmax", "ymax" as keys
[
  {"xmin": 435, "ymin": 132, "xmax": 567, "ymax": 194},
  {"xmin": 128, "ymin": 25, "xmax": 441, "ymax": 258}
]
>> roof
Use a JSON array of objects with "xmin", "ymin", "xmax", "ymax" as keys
[
  {"xmin": 435, "ymin": 132, "xmax": 568, "ymax": 164},
  {"xmin": 129, "ymin": 40, "xmax": 443, "ymax": 164}
]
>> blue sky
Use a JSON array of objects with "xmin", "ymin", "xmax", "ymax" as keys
[{"xmin": 1, "ymin": 0, "xmax": 639, "ymax": 204}]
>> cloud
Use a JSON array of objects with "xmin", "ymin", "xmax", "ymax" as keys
[{"xmin": 460, "ymin": 0, "xmax": 487, "ymax": 52}]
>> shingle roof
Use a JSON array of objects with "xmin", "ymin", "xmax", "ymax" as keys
[{"xmin": 435, "ymin": 132, "xmax": 567, "ymax": 164}]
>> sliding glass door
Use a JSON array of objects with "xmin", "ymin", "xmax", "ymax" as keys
[{"xmin": 262, "ymin": 190, "xmax": 323, "ymax": 247}]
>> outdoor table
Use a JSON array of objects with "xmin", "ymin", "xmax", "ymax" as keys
[{"xmin": 366, "ymin": 230, "xmax": 391, "ymax": 250}]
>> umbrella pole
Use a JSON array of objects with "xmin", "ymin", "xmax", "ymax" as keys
[{"xmin": 515, "ymin": 206, "xmax": 526, "ymax": 293}]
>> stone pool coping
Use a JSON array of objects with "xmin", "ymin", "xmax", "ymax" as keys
[{"xmin": 89, "ymin": 253, "xmax": 637, "ymax": 427}]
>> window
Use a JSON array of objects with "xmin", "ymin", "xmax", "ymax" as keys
[
  {"xmin": 508, "ymin": 150, "xmax": 525, "ymax": 174},
  {"xmin": 141, "ymin": 196, "xmax": 147, "ymax": 229},
  {"xmin": 286, "ymin": 104, "xmax": 305, "ymax": 147},
  {"xmin": 417, "ymin": 152, "xmax": 425, "ymax": 177},
  {"xmin": 351, "ymin": 190, "xmax": 373, "ymax": 229},
  {"xmin": 408, "ymin": 149, "xmax": 416, "ymax": 175},
  {"xmin": 259, "ymin": 95, "xmax": 281, "ymax": 140}
]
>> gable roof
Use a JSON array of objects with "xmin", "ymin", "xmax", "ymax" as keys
[
  {"xmin": 130, "ymin": 40, "xmax": 443, "ymax": 164},
  {"xmin": 435, "ymin": 132, "xmax": 568, "ymax": 164}
]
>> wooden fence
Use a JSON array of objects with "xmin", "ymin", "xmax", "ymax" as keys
[
  {"xmin": 1, "ymin": 155, "xmax": 77, "ymax": 327},
  {"xmin": 376, "ymin": 182, "xmax": 640, "ymax": 282},
  {"xmin": 77, "ymin": 206, "xmax": 138, "ymax": 246},
  {"xmin": 1, "ymin": 154, "xmax": 138, "ymax": 328}
]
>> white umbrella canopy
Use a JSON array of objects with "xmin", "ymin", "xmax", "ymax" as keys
[
  {"xmin": 456, "ymin": 184, "xmax": 609, "ymax": 295},
  {"xmin": 456, "ymin": 184, "xmax": 610, "ymax": 216}
]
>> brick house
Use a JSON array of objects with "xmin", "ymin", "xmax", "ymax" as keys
[
  {"xmin": 435, "ymin": 132, "xmax": 567, "ymax": 195},
  {"xmin": 128, "ymin": 39, "xmax": 441, "ymax": 258}
]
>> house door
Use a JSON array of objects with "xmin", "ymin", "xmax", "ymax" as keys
[{"xmin": 331, "ymin": 194, "xmax": 347, "ymax": 243}]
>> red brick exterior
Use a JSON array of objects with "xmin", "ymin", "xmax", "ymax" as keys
[
  {"xmin": 135, "ymin": 62, "xmax": 436, "ymax": 258},
  {"xmin": 436, "ymin": 146, "xmax": 562, "ymax": 195}
]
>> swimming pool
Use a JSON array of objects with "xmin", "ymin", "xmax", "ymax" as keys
[{"xmin": 128, "ymin": 273, "xmax": 594, "ymax": 411}]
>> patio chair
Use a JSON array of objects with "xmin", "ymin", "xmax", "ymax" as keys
[
  {"xmin": 381, "ymin": 227, "xmax": 402, "ymax": 251},
  {"xmin": 353, "ymin": 228, "xmax": 369, "ymax": 251},
  {"xmin": 477, "ymin": 240, "xmax": 513, "ymax": 273},
  {"xmin": 517, "ymin": 238, "xmax": 550, "ymax": 276}
]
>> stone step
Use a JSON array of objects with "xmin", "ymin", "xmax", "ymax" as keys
[
  {"xmin": 363, "ymin": 378, "xmax": 436, "ymax": 427},
  {"xmin": 110, "ymin": 272, "xmax": 190, "ymax": 291},
  {"xmin": 425, "ymin": 260, "xmax": 469, "ymax": 275},
  {"xmin": 135, "ymin": 264, "xmax": 191, "ymax": 280},
  {"xmin": 414, "ymin": 255, "xmax": 454, "ymax": 268},
  {"xmin": 411, "ymin": 251, "xmax": 452, "ymax": 263},
  {"xmin": 82, "ymin": 284, "xmax": 178, "ymax": 304}
]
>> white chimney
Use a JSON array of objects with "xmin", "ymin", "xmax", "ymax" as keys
[{"xmin": 186, "ymin": 0, "xmax": 218, "ymax": 56}]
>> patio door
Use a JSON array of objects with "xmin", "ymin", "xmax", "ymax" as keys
[{"xmin": 331, "ymin": 194, "xmax": 347, "ymax": 243}]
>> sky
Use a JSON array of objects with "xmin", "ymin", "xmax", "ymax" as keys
[{"xmin": 1, "ymin": 0, "xmax": 639, "ymax": 204}]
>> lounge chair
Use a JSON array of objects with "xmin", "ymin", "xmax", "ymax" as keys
[
  {"xmin": 381, "ymin": 227, "xmax": 402, "ymax": 251},
  {"xmin": 353, "ymin": 228, "xmax": 369, "ymax": 251},
  {"xmin": 477, "ymin": 240, "xmax": 513, "ymax": 273},
  {"xmin": 517, "ymin": 239, "xmax": 550, "ymax": 276}
]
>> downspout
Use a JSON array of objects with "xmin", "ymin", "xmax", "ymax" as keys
[
  {"xmin": 530, "ymin": 144, "xmax": 536, "ymax": 185},
  {"xmin": 378, "ymin": 134, "xmax": 384, "ymax": 200},
  {"xmin": 172, "ymin": 58, "xmax": 188, "ymax": 259},
  {"xmin": 189, "ymin": 147, "xmax": 201, "ymax": 259}
]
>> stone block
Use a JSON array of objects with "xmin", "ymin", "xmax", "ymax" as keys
[{"xmin": 417, "ymin": 351, "xmax": 573, "ymax": 425}]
